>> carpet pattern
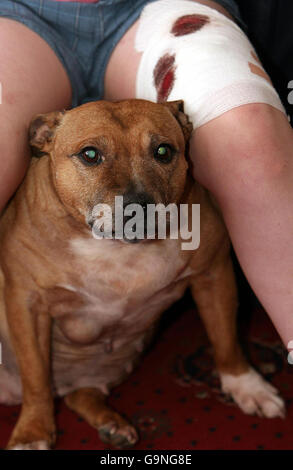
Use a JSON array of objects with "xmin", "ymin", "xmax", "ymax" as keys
[{"xmin": 0, "ymin": 292, "xmax": 293, "ymax": 450}]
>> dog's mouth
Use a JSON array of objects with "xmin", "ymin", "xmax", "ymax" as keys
[
  {"xmin": 87, "ymin": 213, "xmax": 173, "ymax": 244},
  {"xmin": 88, "ymin": 220, "xmax": 156, "ymax": 244},
  {"xmin": 87, "ymin": 194, "xmax": 176, "ymax": 244}
]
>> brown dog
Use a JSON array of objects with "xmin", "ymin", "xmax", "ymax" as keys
[{"xmin": 0, "ymin": 99, "xmax": 284, "ymax": 450}]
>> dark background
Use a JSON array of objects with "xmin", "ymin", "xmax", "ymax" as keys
[{"xmin": 236, "ymin": 0, "xmax": 293, "ymax": 124}]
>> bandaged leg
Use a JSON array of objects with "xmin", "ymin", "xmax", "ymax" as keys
[{"xmin": 135, "ymin": 0, "xmax": 286, "ymax": 129}]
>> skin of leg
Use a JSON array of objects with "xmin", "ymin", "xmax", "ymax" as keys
[
  {"xmin": 190, "ymin": 104, "xmax": 293, "ymax": 349},
  {"xmin": 65, "ymin": 388, "xmax": 138, "ymax": 448},
  {"xmin": 0, "ymin": 18, "xmax": 71, "ymax": 447},
  {"xmin": 104, "ymin": 1, "xmax": 293, "ymax": 350},
  {"xmin": 0, "ymin": 18, "xmax": 72, "ymax": 214}
]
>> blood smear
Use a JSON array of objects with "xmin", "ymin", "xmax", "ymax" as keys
[
  {"xmin": 171, "ymin": 14, "xmax": 209, "ymax": 36},
  {"xmin": 153, "ymin": 54, "xmax": 176, "ymax": 102}
]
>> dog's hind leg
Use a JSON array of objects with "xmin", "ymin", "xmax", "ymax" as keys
[
  {"xmin": 64, "ymin": 388, "xmax": 138, "ymax": 448},
  {"xmin": 190, "ymin": 251, "xmax": 285, "ymax": 419}
]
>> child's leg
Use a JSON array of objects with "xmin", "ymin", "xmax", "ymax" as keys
[
  {"xmin": 104, "ymin": 0, "xmax": 293, "ymax": 349},
  {"xmin": 0, "ymin": 19, "xmax": 72, "ymax": 213},
  {"xmin": 191, "ymin": 103, "xmax": 293, "ymax": 347}
]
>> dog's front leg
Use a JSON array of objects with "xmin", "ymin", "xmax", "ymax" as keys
[
  {"xmin": 4, "ymin": 284, "xmax": 55, "ymax": 450},
  {"xmin": 190, "ymin": 253, "xmax": 285, "ymax": 418},
  {"xmin": 65, "ymin": 388, "xmax": 138, "ymax": 448}
]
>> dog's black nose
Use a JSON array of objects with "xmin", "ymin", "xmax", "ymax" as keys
[
  {"xmin": 122, "ymin": 191, "xmax": 155, "ymax": 212},
  {"xmin": 121, "ymin": 191, "xmax": 155, "ymax": 242}
]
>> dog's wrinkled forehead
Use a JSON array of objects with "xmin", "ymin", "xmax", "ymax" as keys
[
  {"xmin": 58, "ymin": 100, "xmax": 188, "ymax": 144},
  {"xmin": 29, "ymin": 99, "xmax": 193, "ymax": 158}
]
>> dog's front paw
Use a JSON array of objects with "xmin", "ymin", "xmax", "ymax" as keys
[
  {"xmin": 9, "ymin": 440, "xmax": 50, "ymax": 450},
  {"xmin": 220, "ymin": 367, "xmax": 285, "ymax": 418},
  {"xmin": 6, "ymin": 409, "xmax": 55, "ymax": 450},
  {"xmin": 98, "ymin": 416, "xmax": 138, "ymax": 449}
]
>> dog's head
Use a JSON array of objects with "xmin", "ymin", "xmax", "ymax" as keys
[{"xmin": 29, "ymin": 99, "xmax": 193, "ymax": 242}]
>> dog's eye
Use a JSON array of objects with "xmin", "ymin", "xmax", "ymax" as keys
[
  {"xmin": 79, "ymin": 147, "xmax": 102, "ymax": 165},
  {"xmin": 154, "ymin": 144, "xmax": 174, "ymax": 163}
]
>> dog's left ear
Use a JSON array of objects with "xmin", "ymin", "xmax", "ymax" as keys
[
  {"xmin": 163, "ymin": 100, "xmax": 193, "ymax": 143},
  {"xmin": 29, "ymin": 110, "xmax": 65, "ymax": 157}
]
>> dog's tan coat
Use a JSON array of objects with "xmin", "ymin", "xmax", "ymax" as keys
[{"xmin": 0, "ymin": 100, "xmax": 284, "ymax": 449}]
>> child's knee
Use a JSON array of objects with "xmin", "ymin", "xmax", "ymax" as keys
[{"xmin": 191, "ymin": 103, "xmax": 291, "ymax": 197}]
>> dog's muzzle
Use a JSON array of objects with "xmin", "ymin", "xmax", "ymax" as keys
[{"xmin": 89, "ymin": 191, "xmax": 156, "ymax": 243}]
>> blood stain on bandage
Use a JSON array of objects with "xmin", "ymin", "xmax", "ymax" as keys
[
  {"xmin": 171, "ymin": 14, "xmax": 209, "ymax": 36},
  {"xmin": 249, "ymin": 50, "xmax": 272, "ymax": 84},
  {"xmin": 153, "ymin": 53, "xmax": 176, "ymax": 102}
]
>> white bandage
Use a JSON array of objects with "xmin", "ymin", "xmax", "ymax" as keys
[{"xmin": 135, "ymin": 0, "xmax": 286, "ymax": 129}]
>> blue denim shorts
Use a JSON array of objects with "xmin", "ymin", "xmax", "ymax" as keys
[{"xmin": 0, "ymin": 0, "xmax": 244, "ymax": 107}]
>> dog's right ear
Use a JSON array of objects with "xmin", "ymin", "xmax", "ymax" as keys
[
  {"xmin": 163, "ymin": 100, "xmax": 193, "ymax": 144},
  {"xmin": 29, "ymin": 110, "xmax": 65, "ymax": 157}
]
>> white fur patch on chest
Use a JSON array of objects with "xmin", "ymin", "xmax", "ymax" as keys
[
  {"xmin": 53, "ymin": 236, "xmax": 193, "ymax": 346},
  {"xmin": 70, "ymin": 236, "xmax": 190, "ymax": 296},
  {"xmin": 68, "ymin": 235, "xmax": 192, "ymax": 314}
]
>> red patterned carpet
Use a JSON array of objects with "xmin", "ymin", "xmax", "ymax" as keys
[{"xmin": 1, "ymin": 285, "xmax": 293, "ymax": 450}]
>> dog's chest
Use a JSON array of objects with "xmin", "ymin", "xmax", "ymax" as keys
[{"xmin": 50, "ymin": 237, "xmax": 192, "ymax": 347}]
